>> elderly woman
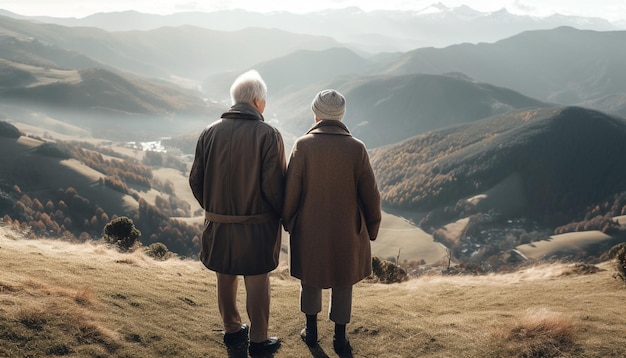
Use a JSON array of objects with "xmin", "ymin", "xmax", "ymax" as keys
[
  {"xmin": 189, "ymin": 70, "xmax": 285, "ymax": 356},
  {"xmin": 283, "ymin": 89, "xmax": 381, "ymax": 355}
]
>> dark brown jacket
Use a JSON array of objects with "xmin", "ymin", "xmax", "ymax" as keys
[
  {"xmin": 189, "ymin": 103, "xmax": 286, "ymax": 275},
  {"xmin": 283, "ymin": 120, "xmax": 381, "ymax": 288}
]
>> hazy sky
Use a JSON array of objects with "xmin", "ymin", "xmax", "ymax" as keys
[{"xmin": 1, "ymin": 0, "xmax": 625, "ymax": 21}]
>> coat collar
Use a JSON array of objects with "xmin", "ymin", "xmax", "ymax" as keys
[
  {"xmin": 221, "ymin": 103, "xmax": 265, "ymax": 121},
  {"xmin": 306, "ymin": 120, "xmax": 351, "ymax": 136}
]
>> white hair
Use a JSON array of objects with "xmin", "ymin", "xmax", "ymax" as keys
[{"xmin": 230, "ymin": 70, "xmax": 267, "ymax": 105}]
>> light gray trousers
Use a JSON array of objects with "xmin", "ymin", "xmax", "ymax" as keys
[{"xmin": 300, "ymin": 283, "xmax": 353, "ymax": 324}]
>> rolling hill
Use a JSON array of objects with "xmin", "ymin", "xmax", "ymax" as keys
[
  {"xmin": 0, "ymin": 63, "xmax": 208, "ymax": 116},
  {"xmin": 0, "ymin": 126, "xmax": 136, "ymax": 219},
  {"xmin": 371, "ymin": 106, "xmax": 626, "ymax": 219},
  {"xmin": 0, "ymin": 57, "xmax": 219, "ymax": 140},
  {"xmin": 271, "ymin": 72, "xmax": 551, "ymax": 148},
  {"xmin": 0, "ymin": 35, "xmax": 105, "ymax": 71}
]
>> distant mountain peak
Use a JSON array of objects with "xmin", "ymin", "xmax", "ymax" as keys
[
  {"xmin": 490, "ymin": 8, "xmax": 514, "ymax": 17},
  {"xmin": 416, "ymin": 3, "xmax": 485, "ymax": 19},
  {"xmin": 417, "ymin": 2, "xmax": 449, "ymax": 15},
  {"xmin": 455, "ymin": 5, "xmax": 484, "ymax": 16},
  {"xmin": 314, "ymin": 6, "xmax": 364, "ymax": 16}
]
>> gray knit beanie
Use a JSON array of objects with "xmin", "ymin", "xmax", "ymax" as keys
[{"xmin": 311, "ymin": 89, "xmax": 346, "ymax": 121}]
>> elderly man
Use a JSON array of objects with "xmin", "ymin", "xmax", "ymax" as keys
[
  {"xmin": 189, "ymin": 70, "xmax": 285, "ymax": 356},
  {"xmin": 283, "ymin": 89, "xmax": 382, "ymax": 355}
]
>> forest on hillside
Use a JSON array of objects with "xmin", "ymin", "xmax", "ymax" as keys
[{"xmin": 371, "ymin": 107, "xmax": 626, "ymax": 225}]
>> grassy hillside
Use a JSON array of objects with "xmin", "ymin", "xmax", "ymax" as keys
[
  {"xmin": 0, "ymin": 57, "xmax": 217, "ymax": 140},
  {"xmin": 0, "ymin": 134, "xmax": 135, "ymax": 218},
  {"xmin": 0, "ymin": 61, "xmax": 209, "ymax": 116},
  {"xmin": 0, "ymin": 35, "xmax": 105, "ymax": 72},
  {"xmin": 2, "ymin": 226, "xmax": 626, "ymax": 357}
]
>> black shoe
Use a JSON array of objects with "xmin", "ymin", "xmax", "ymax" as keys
[
  {"xmin": 333, "ymin": 335, "xmax": 351, "ymax": 355},
  {"xmin": 249, "ymin": 337, "xmax": 281, "ymax": 356},
  {"xmin": 300, "ymin": 327, "xmax": 317, "ymax": 347},
  {"xmin": 223, "ymin": 324, "xmax": 249, "ymax": 347}
]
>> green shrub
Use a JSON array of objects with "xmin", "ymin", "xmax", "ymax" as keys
[
  {"xmin": 103, "ymin": 216, "xmax": 141, "ymax": 252},
  {"xmin": 0, "ymin": 121, "xmax": 21, "ymax": 138},
  {"xmin": 34, "ymin": 142, "xmax": 71, "ymax": 159},
  {"xmin": 608, "ymin": 243, "xmax": 626, "ymax": 282},
  {"xmin": 145, "ymin": 242, "xmax": 172, "ymax": 260},
  {"xmin": 371, "ymin": 256, "xmax": 408, "ymax": 284}
]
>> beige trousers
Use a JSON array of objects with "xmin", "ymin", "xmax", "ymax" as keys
[
  {"xmin": 216, "ymin": 272, "xmax": 270, "ymax": 343},
  {"xmin": 300, "ymin": 283, "xmax": 353, "ymax": 324}
]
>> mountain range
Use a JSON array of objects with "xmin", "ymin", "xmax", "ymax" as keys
[
  {"xmin": 0, "ymin": 4, "xmax": 620, "ymax": 52},
  {"xmin": 2, "ymin": 12, "xmax": 624, "ymax": 123},
  {"xmin": 1, "ymin": 7, "xmax": 625, "ymax": 264},
  {"xmin": 0, "ymin": 15, "xmax": 340, "ymax": 80},
  {"xmin": 382, "ymin": 26, "xmax": 626, "ymax": 105},
  {"xmin": 272, "ymin": 72, "xmax": 552, "ymax": 148}
]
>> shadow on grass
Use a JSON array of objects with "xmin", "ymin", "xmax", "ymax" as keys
[
  {"xmin": 304, "ymin": 343, "xmax": 353, "ymax": 358},
  {"xmin": 226, "ymin": 341, "xmax": 248, "ymax": 358},
  {"xmin": 305, "ymin": 343, "xmax": 330, "ymax": 358},
  {"xmin": 226, "ymin": 342, "xmax": 283, "ymax": 358}
]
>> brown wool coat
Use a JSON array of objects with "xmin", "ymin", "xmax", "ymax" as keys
[
  {"xmin": 189, "ymin": 103, "xmax": 286, "ymax": 275},
  {"xmin": 283, "ymin": 120, "xmax": 381, "ymax": 289}
]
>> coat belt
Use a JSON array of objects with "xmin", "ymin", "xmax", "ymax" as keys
[{"xmin": 205, "ymin": 211, "xmax": 277, "ymax": 224}]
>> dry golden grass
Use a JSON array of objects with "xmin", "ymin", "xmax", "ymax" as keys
[
  {"xmin": 2, "ymin": 224, "xmax": 626, "ymax": 358},
  {"xmin": 13, "ymin": 117, "xmax": 92, "ymax": 140},
  {"xmin": 492, "ymin": 308, "xmax": 575, "ymax": 358},
  {"xmin": 0, "ymin": 60, "xmax": 82, "ymax": 87}
]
